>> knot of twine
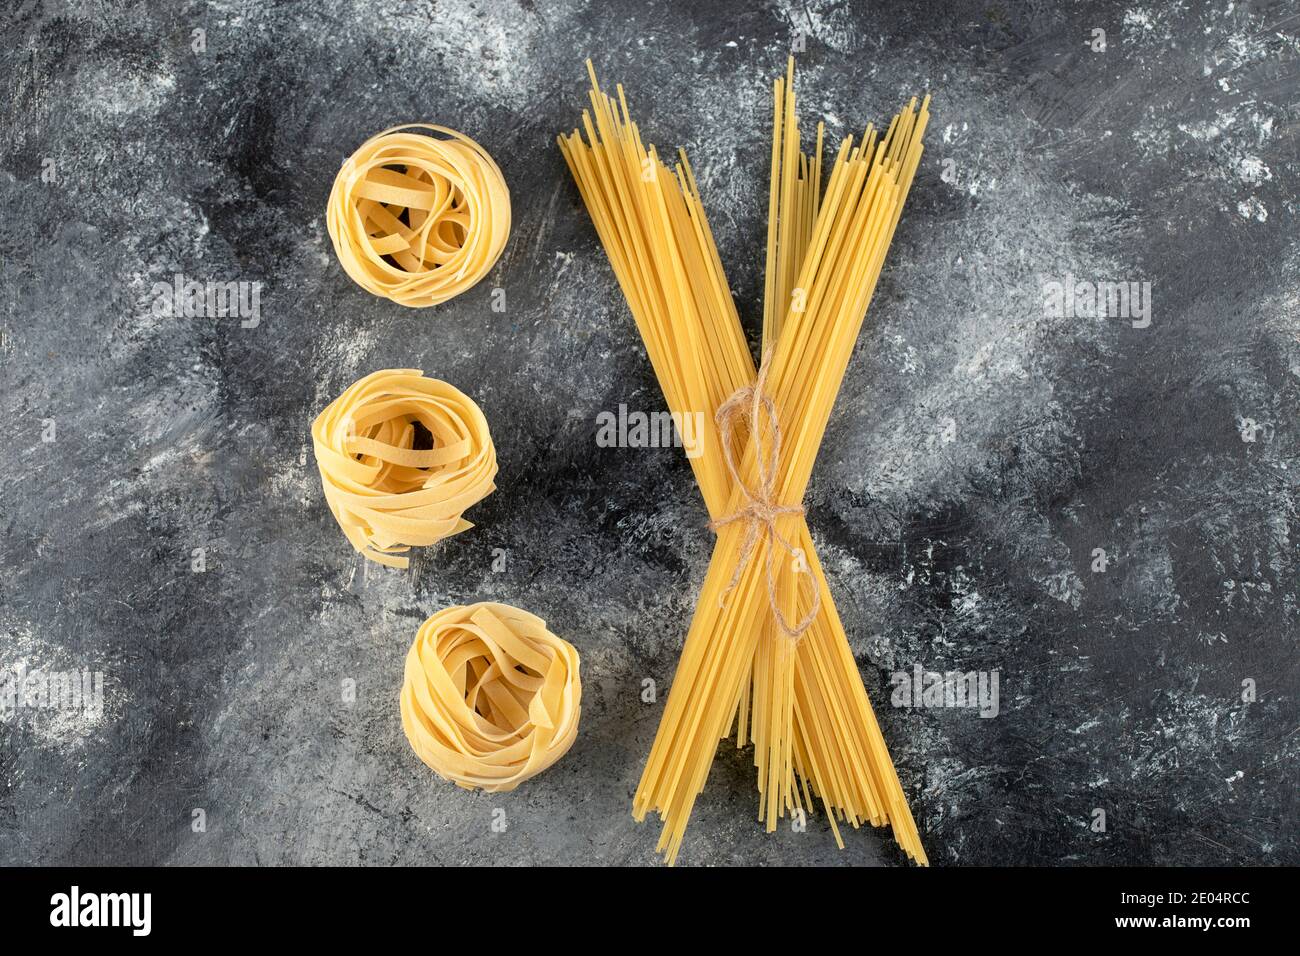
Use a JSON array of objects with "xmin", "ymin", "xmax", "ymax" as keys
[{"xmin": 707, "ymin": 351, "xmax": 820, "ymax": 639}]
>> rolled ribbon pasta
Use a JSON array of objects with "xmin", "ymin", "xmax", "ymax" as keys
[
  {"xmin": 327, "ymin": 124, "xmax": 511, "ymax": 307},
  {"xmin": 401, "ymin": 602, "xmax": 582, "ymax": 791},
  {"xmin": 312, "ymin": 369, "xmax": 497, "ymax": 568}
]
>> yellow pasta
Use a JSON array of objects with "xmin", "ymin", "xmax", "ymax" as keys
[
  {"xmin": 327, "ymin": 124, "xmax": 511, "ymax": 307},
  {"xmin": 400, "ymin": 602, "xmax": 582, "ymax": 791},
  {"xmin": 312, "ymin": 369, "xmax": 497, "ymax": 568},
  {"xmin": 560, "ymin": 59, "xmax": 930, "ymax": 864}
]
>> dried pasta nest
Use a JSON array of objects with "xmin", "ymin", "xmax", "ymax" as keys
[
  {"xmin": 311, "ymin": 369, "xmax": 497, "ymax": 568},
  {"xmin": 401, "ymin": 602, "xmax": 582, "ymax": 792},
  {"xmin": 327, "ymin": 124, "xmax": 510, "ymax": 307}
]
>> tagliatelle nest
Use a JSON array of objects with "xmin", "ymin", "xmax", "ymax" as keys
[
  {"xmin": 311, "ymin": 369, "xmax": 497, "ymax": 568},
  {"xmin": 400, "ymin": 602, "xmax": 582, "ymax": 792},
  {"xmin": 326, "ymin": 124, "xmax": 511, "ymax": 307}
]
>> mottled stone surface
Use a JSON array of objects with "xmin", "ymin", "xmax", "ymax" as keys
[{"xmin": 1, "ymin": 0, "xmax": 1296, "ymax": 866}]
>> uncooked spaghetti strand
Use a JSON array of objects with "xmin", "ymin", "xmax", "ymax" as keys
[
  {"xmin": 641, "ymin": 99, "xmax": 928, "ymax": 860},
  {"xmin": 600, "ymin": 80, "xmax": 894, "ymax": 842},
  {"xmin": 562, "ymin": 62, "xmax": 930, "ymax": 864},
  {"xmin": 738, "ymin": 97, "xmax": 930, "ymax": 858}
]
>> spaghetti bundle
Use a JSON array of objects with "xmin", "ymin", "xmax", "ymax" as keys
[
  {"xmin": 312, "ymin": 369, "xmax": 497, "ymax": 568},
  {"xmin": 400, "ymin": 602, "xmax": 582, "ymax": 791},
  {"xmin": 327, "ymin": 124, "xmax": 511, "ymax": 307},
  {"xmin": 560, "ymin": 60, "xmax": 930, "ymax": 864}
]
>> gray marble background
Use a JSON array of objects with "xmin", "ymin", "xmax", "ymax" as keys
[{"xmin": 1, "ymin": 0, "xmax": 1297, "ymax": 866}]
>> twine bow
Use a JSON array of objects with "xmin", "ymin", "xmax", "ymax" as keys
[{"xmin": 707, "ymin": 351, "xmax": 820, "ymax": 639}]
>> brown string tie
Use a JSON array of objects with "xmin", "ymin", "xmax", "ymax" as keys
[{"xmin": 707, "ymin": 350, "xmax": 820, "ymax": 639}]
